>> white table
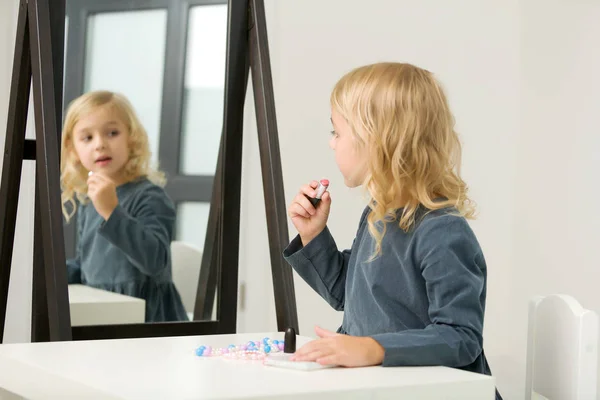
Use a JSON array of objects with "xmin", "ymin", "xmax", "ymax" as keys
[
  {"xmin": 68, "ymin": 284, "xmax": 146, "ymax": 326},
  {"xmin": 0, "ymin": 332, "xmax": 496, "ymax": 399}
]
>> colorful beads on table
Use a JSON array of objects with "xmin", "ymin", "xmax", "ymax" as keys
[
  {"xmin": 223, "ymin": 350, "xmax": 265, "ymax": 361},
  {"xmin": 195, "ymin": 337, "xmax": 285, "ymax": 360}
]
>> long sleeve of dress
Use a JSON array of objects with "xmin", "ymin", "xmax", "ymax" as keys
[
  {"xmin": 97, "ymin": 186, "xmax": 175, "ymax": 278},
  {"xmin": 283, "ymin": 227, "xmax": 351, "ymax": 311},
  {"xmin": 283, "ymin": 208, "xmax": 369, "ymax": 311}
]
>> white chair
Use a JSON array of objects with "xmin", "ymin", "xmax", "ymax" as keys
[
  {"xmin": 170, "ymin": 241, "xmax": 203, "ymax": 318},
  {"xmin": 525, "ymin": 294, "xmax": 598, "ymax": 400}
]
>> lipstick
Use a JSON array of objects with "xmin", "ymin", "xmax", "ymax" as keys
[{"xmin": 306, "ymin": 179, "xmax": 329, "ymax": 206}]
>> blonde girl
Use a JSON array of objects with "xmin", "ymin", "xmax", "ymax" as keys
[{"xmin": 284, "ymin": 63, "xmax": 501, "ymax": 400}]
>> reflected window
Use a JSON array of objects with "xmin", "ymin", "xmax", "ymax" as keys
[
  {"xmin": 84, "ymin": 10, "xmax": 167, "ymax": 163},
  {"xmin": 176, "ymin": 202, "xmax": 211, "ymax": 251},
  {"xmin": 181, "ymin": 5, "xmax": 227, "ymax": 175}
]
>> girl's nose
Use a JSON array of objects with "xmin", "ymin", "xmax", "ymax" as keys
[{"xmin": 94, "ymin": 136, "xmax": 106, "ymax": 150}]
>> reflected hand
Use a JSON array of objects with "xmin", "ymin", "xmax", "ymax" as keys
[{"xmin": 87, "ymin": 172, "xmax": 118, "ymax": 220}]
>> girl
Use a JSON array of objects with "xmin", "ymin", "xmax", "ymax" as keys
[
  {"xmin": 61, "ymin": 90, "xmax": 188, "ymax": 323},
  {"xmin": 284, "ymin": 63, "xmax": 502, "ymax": 399}
]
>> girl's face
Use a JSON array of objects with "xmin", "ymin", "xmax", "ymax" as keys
[
  {"xmin": 71, "ymin": 104, "xmax": 130, "ymax": 185},
  {"xmin": 329, "ymin": 108, "xmax": 367, "ymax": 188}
]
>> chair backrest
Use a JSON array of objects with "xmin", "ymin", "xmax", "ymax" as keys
[
  {"xmin": 525, "ymin": 294, "xmax": 598, "ymax": 400},
  {"xmin": 170, "ymin": 241, "xmax": 203, "ymax": 315}
]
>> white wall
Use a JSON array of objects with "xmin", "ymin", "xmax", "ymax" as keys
[
  {"xmin": 0, "ymin": 0, "xmax": 35, "ymax": 344},
  {"xmin": 514, "ymin": 1, "xmax": 600, "ymax": 398},
  {"xmin": 1, "ymin": 1, "xmax": 599, "ymax": 399}
]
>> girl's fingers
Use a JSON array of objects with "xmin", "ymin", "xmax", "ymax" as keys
[
  {"xmin": 300, "ymin": 184, "xmax": 317, "ymax": 197},
  {"xmin": 292, "ymin": 349, "xmax": 328, "ymax": 362},
  {"xmin": 288, "ymin": 202, "xmax": 310, "ymax": 218},
  {"xmin": 295, "ymin": 193, "xmax": 316, "ymax": 215},
  {"xmin": 91, "ymin": 173, "xmax": 113, "ymax": 185},
  {"xmin": 316, "ymin": 355, "xmax": 337, "ymax": 366},
  {"xmin": 87, "ymin": 175, "xmax": 103, "ymax": 187},
  {"xmin": 288, "ymin": 181, "xmax": 326, "ymax": 219}
]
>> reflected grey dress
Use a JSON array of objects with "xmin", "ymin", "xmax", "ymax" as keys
[{"xmin": 66, "ymin": 177, "xmax": 188, "ymax": 322}]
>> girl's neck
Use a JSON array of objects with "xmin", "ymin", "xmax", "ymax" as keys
[
  {"xmin": 111, "ymin": 175, "xmax": 129, "ymax": 187},
  {"xmin": 110, "ymin": 171, "xmax": 138, "ymax": 187}
]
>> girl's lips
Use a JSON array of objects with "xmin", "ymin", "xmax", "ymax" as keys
[{"xmin": 95, "ymin": 158, "xmax": 112, "ymax": 166}]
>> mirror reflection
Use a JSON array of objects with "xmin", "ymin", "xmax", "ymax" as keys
[{"xmin": 61, "ymin": 1, "xmax": 228, "ymax": 326}]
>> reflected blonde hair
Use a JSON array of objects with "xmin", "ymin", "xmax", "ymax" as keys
[
  {"xmin": 330, "ymin": 62, "xmax": 476, "ymax": 257},
  {"xmin": 60, "ymin": 90, "xmax": 166, "ymax": 222}
]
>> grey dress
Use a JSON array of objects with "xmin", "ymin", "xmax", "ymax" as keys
[{"xmin": 283, "ymin": 205, "xmax": 502, "ymax": 400}]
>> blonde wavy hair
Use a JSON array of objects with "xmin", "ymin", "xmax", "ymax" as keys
[
  {"xmin": 60, "ymin": 90, "xmax": 166, "ymax": 222},
  {"xmin": 330, "ymin": 62, "xmax": 476, "ymax": 257}
]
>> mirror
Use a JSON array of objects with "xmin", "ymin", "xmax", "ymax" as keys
[{"xmin": 61, "ymin": 0, "xmax": 228, "ymax": 328}]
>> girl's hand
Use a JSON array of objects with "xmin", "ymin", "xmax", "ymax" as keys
[
  {"xmin": 87, "ymin": 172, "xmax": 119, "ymax": 220},
  {"xmin": 290, "ymin": 326, "xmax": 385, "ymax": 367},
  {"xmin": 288, "ymin": 181, "xmax": 331, "ymax": 246}
]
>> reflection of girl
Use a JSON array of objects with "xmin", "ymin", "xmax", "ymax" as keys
[{"xmin": 61, "ymin": 90, "xmax": 188, "ymax": 323}]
